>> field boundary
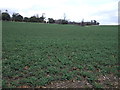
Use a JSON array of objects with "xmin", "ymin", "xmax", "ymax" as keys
[{"xmin": 0, "ymin": 11, "xmax": 2, "ymax": 89}]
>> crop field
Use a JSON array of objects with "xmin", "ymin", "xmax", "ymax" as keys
[{"xmin": 2, "ymin": 21, "xmax": 118, "ymax": 88}]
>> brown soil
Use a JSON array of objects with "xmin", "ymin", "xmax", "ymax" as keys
[
  {"xmin": 43, "ymin": 74, "xmax": 119, "ymax": 88},
  {"xmin": 16, "ymin": 74, "xmax": 119, "ymax": 88},
  {"xmin": 44, "ymin": 79, "xmax": 92, "ymax": 88}
]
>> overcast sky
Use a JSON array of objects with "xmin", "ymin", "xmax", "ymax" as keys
[{"xmin": 0, "ymin": 0, "xmax": 119, "ymax": 25}]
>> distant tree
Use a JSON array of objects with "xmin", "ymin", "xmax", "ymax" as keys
[
  {"xmin": 12, "ymin": 13, "xmax": 17, "ymax": 21},
  {"xmin": 93, "ymin": 20, "xmax": 97, "ymax": 25},
  {"xmin": 55, "ymin": 19, "xmax": 68, "ymax": 24},
  {"xmin": 38, "ymin": 13, "xmax": 45, "ymax": 23},
  {"xmin": 91, "ymin": 20, "xmax": 93, "ymax": 24},
  {"xmin": 34, "ymin": 14, "xmax": 40, "ymax": 22},
  {"xmin": 29, "ymin": 15, "xmax": 46, "ymax": 23},
  {"xmin": 12, "ymin": 13, "xmax": 23, "ymax": 21},
  {"xmin": 29, "ymin": 16, "xmax": 38, "ymax": 22},
  {"xmin": 81, "ymin": 19, "xmax": 85, "ymax": 26},
  {"xmin": 81, "ymin": 21, "xmax": 84, "ymax": 26},
  {"xmin": 55, "ymin": 19, "xmax": 62, "ymax": 24},
  {"xmin": 39, "ymin": 16, "xmax": 45, "ymax": 23},
  {"xmin": 16, "ymin": 15, "xmax": 23, "ymax": 21},
  {"xmin": 48, "ymin": 18, "xmax": 55, "ymax": 23},
  {"xmin": 43, "ymin": 21, "xmax": 46, "ymax": 23},
  {"xmin": 61, "ymin": 20, "xmax": 68, "ymax": 24},
  {"xmin": 36, "ymin": 14, "xmax": 39, "ymax": 18},
  {"xmin": 23, "ymin": 17, "xmax": 29, "ymax": 22},
  {"xmin": 2, "ymin": 12, "xmax": 11, "ymax": 21},
  {"xmin": 97, "ymin": 22, "xmax": 100, "ymax": 25}
]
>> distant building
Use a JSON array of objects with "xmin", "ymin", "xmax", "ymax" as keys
[
  {"xmin": 55, "ymin": 19, "xmax": 63, "ymax": 24},
  {"xmin": 54, "ymin": 19, "xmax": 100, "ymax": 26},
  {"xmin": 79, "ymin": 20, "xmax": 100, "ymax": 26}
]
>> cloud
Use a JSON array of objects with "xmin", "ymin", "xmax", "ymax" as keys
[
  {"xmin": 92, "ymin": 1, "xmax": 118, "ymax": 25},
  {"xmin": 0, "ymin": 0, "xmax": 119, "ymax": 25}
]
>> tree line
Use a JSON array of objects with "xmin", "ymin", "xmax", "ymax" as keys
[
  {"xmin": 1, "ymin": 10, "xmax": 99, "ymax": 25},
  {"xmin": 1, "ymin": 10, "xmax": 68, "ymax": 24}
]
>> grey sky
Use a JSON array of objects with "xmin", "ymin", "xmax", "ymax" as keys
[{"xmin": 0, "ymin": 0, "xmax": 119, "ymax": 25}]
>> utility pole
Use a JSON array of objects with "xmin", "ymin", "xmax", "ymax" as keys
[
  {"xmin": 0, "ymin": 10, "xmax": 1, "ymax": 21},
  {"xmin": 63, "ymin": 13, "xmax": 66, "ymax": 20},
  {"xmin": 81, "ymin": 18, "xmax": 84, "ymax": 26},
  {"xmin": 42, "ymin": 13, "xmax": 45, "ymax": 17},
  {"xmin": 42, "ymin": 13, "xmax": 45, "ymax": 23}
]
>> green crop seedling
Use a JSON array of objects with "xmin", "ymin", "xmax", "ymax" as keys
[{"xmin": 2, "ymin": 21, "xmax": 118, "ymax": 88}]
